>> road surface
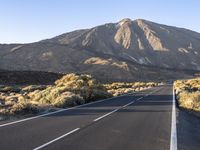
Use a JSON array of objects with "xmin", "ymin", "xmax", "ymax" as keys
[{"xmin": 0, "ymin": 85, "xmax": 199, "ymax": 150}]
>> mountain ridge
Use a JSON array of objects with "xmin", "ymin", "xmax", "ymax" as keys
[{"xmin": 0, "ymin": 18, "xmax": 200, "ymax": 81}]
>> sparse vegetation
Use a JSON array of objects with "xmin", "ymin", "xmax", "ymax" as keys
[
  {"xmin": 0, "ymin": 73, "xmax": 160, "ymax": 118},
  {"xmin": 174, "ymin": 78, "xmax": 200, "ymax": 113},
  {"xmin": 105, "ymin": 82, "xmax": 160, "ymax": 96},
  {"xmin": 29, "ymin": 74, "xmax": 111, "ymax": 107},
  {"xmin": 0, "ymin": 73, "xmax": 111, "ymax": 116}
]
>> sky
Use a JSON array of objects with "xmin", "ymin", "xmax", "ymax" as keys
[{"xmin": 0, "ymin": 0, "xmax": 200, "ymax": 43}]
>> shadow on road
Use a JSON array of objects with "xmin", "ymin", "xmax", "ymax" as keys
[{"xmin": 44, "ymin": 94, "xmax": 172, "ymax": 118}]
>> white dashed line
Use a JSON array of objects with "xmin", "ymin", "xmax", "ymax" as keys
[
  {"xmin": 33, "ymin": 128, "xmax": 80, "ymax": 150},
  {"xmin": 93, "ymin": 109, "xmax": 120, "ymax": 122},
  {"xmin": 34, "ymin": 87, "xmax": 162, "ymax": 149},
  {"xmin": 0, "ymin": 93, "xmax": 132, "ymax": 128},
  {"xmin": 93, "ymin": 87, "xmax": 162, "ymax": 122}
]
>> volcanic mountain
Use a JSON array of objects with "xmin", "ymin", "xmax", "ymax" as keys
[{"xmin": 0, "ymin": 18, "xmax": 200, "ymax": 81}]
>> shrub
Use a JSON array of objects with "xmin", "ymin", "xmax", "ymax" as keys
[
  {"xmin": 28, "ymin": 73, "xmax": 110, "ymax": 107},
  {"xmin": 178, "ymin": 91, "xmax": 200, "ymax": 111},
  {"xmin": 175, "ymin": 78, "xmax": 200, "ymax": 112},
  {"xmin": 10, "ymin": 102, "xmax": 39, "ymax": 115},
  {"xmin": 105, "ymin": 81, "xmax": 158, "ymax": 96},
  {"xmin": 53, "ymin": 92, "xmax": 84, "ymax": 108},
  {"xmin": 0, "ymin": 86, "xmax": 21, "ymax": 93},
  {"xmin": 22, "ymin": 85, "xmax": 46, "ymax": 92}
]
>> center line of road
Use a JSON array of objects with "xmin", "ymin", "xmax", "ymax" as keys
[
  {"xmin": 93, "ymin": 97, "xmax": 142, "ymax": 122},
  {"xmin": 0, "ymin": 86, "xmax": 162, "ymax": 128},
  {"xmin": 33, "ymin": 90, "xmax": 157, "ymax": 149},
  {"xmin": 93, "ymin": 87, "xmax": 162, "ymax": 122},
  {"xmin": 0, "ymin": 92, "xmax": 135, "ymax": 128},
  {"xmin": 33, "ymin": 128, "xmax": 80, "ymax": 150},
  {"xmin": 136, "ymin": 97, "xmax": 143, "ymax": 101},
  {"xmin": 93, "ymin": 108, "xmax": 120, "ymax": 122}
]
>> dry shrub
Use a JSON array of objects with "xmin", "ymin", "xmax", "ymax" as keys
[
  {"xmin": 10, "ymin": 102, "xmax": 38, "ymax": 115},
  {"xmin": 175, "ymin": 78, "xmax": 200, "ymax": 112},
  {"xmin": 53, "ymin": 92, "xmax": 84, "ymax": 107},
  {"xmin": 105, "ymin": 81, "xmax": 158, "ymax": 96},
  {"xmin": 178, "ymin": 91, "xmax": 200, "ymax": 111},
  {"xmin": 29, "ymin": 73, "xmax": 111, "ymax": 107},
  {"xmin": 22, "ymin": 85, "xmax": 46, "ymax": 92},
  {"xmin": 0, "ymin": 86, "xmax": 21, "ymax": 93}
]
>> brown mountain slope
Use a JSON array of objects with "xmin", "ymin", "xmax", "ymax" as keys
[
  {"xmin": 0, "ymin": 18, "xmax": 200, "ymax": 81},
  {"xmin": 42, "ymin": 18, "xmax": 200, "ymax": 70}
]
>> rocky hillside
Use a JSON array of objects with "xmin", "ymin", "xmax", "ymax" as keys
[{"xmin": 0, "ymin": 18, "xmax": 200, "ymax": 81}]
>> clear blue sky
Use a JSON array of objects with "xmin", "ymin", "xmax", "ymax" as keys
[{"xmin": 1, "ymin": 0, "xmax": 199, "ymax": 43}]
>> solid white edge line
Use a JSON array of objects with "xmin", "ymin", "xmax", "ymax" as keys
[
  {"xmin": 33, "ymin": 128, "xmax": 80, "ymax": 150},
  {"xmin": 170, "ymin": 86, "xmax": 177, "ymax": 150},
  {"xmin": 0, "ymin": 86, "xmax": 161, "ymax": 128},
  {"xmin": 0, "ymin": 93, "xmax": 132, "ymax": 128},
  {"xmin": 31, "ymin": 87, "xmax": 161, "ymax": 149}
]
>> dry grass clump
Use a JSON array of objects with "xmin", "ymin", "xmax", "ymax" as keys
[
  {"xmin": 21, "ymin": 85, "xmax": 47, "ymax": 93},
  {"xmin": 0, "ymin": 73, "xmax": 160, "ymax": 117},
  {"xmin": 105, "ymin": 82, "xmax": 159, "ymax": 96},
  {"xmin": 29, "ymin": 73, "xmax": 111, "ymax": 107},
  {"xmin": 0, "ymin": 86, "xmax": 39, "ymax": 115},
  {"xmin": 0, "ymin": 74, "xmax": 111, "ymax": 115},
  {"xmin": 53, "ymin": 92, "xmax": 84, "ymax": 107},
  {"xmin": 178, "ymin": 91, "xmax": 200, "ymax": 111},
  {"xmin": 7, "ymin": 102, "xmax": 38, "ymax": 115},
  {"xmin": 0, "ymin": 85, "xmax": 21, "ymax": 93},
  {"xmin": 174, "ymin": 78, "xmax": 200, "ymax": 112}
]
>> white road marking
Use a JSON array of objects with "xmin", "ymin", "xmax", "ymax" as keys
[
  {"xmin": 33, "ymin": 88, "xmax": 161, "ymax": 149},
  {"xmin": 93, "ymin": 109, "xmax": 120, "ymax": 122},
  {"xmin": 93, "ymin": 95, "xmax": 147, "ymax": 122},
  {"xmin": 170, "ymin": 87, "xmax": 177, "ymax": 150},
  {"xmin": 0, "ymin": 87, "xmax": 161, "ymax": 128},
  {"xmin": 0, "ymin": 109, "xmax": 67, "ymax": 128},
  {"xmin": 122, "ymin": 100, "xmax": 136, "ymax": 108},
  {"xmin": 33, "ymin": 128, "xmax": 80, "ymax": 150},
  {"xmin": 136, "ymin": 97, "xmax": 143, "ymax": 101},
  {"xmin": 0, "ymin": 93, "xmax": 132, "ymax": 128},
  {"xmin": 93, "ymin": 87, "xmax": 162, "ymax": 122}
]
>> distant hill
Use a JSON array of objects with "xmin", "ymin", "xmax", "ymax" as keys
[
  {"xmin": 0, "ymin": 18, "xmax": 200, "ymax": 81},
  {"xmin": 0, "ymin": 70, "xmax": 63, "ymax": 85}
]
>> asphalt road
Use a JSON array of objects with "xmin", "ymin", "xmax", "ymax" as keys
[{"xmin": 0, "ymin": 85, "xmax": 199, "ymax": 150}]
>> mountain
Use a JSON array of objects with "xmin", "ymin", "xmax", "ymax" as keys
[{"xmin": 0, "ymin": 18, "xmax": 200, "ymax": 81}]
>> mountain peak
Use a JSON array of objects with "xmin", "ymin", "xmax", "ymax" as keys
[
  {"xmin": 118, "ymin": 18, "xmax": 132, "ymax": 26},
  {"xmin": 2, "ymin": 18, "xmax": 200, "ymax": 78},
  {"xmin": 118, "ymin": 18, "xmax": 149, "ymax": 26},
  {"xmin": 134, "ymin": 18, "xmax": 147, "ymax": 24}
]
